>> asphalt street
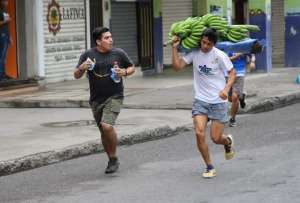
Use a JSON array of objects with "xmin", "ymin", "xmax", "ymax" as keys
[{"xmin": 0, "ymin": 103, "xmax": 300, "ymax": 203}]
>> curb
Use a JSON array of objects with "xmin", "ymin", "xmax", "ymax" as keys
[
  {"xmin": 0, "ymin": 99, "xmax": 90, "ymax": 108},
  {"xmin": 240, "ymin": 92, "xmax": 300, "ymax": 114},
  {"xmin": 0, "ymin": 125, "xmax": 192, "ymax": 177},
  {"xmin": 1, "ymin": 92, "xmax": 299, "ymax": 110}
]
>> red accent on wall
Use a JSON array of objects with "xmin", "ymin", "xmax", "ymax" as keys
[{"xmin": 6, "ymin": 0, "xmax": 18, "ymax": 79}]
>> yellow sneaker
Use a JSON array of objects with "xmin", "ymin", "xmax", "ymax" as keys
[
  {"xmin": 225, "ymin": 134, "xmax": 235, "ymax": 160},
  {"xmin": 202, "ymin": 168, "xmax": 217, "ymax": 178}
]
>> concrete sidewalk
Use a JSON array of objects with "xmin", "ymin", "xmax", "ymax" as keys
[{"xmin": 0, "ymin": 67, "xmax": 300, "ymax": 176}]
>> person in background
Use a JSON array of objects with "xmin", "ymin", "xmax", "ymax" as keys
[
  {"xmin": 74, "ymin": 27, "xmax": 135, "ymax": 174},
  {"xmin": 171, "ymin": 28, "xmax": 236, "ymax": 178},
  {"xmin": 0, "ymin": 0, "xmax": 11, "ymax": 80},
  {"xmin": 227, "ymin": 52, "xmax": 256, "ymax": 127}
]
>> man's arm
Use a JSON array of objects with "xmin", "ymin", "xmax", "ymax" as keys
[
  {"xmin": 219, "ymin": 68, "xmax": 236, "ymax": 100},
  {"xmin": 74, "ymin": 60, "xmax": 90, "ymax": 79},
  {"xmin": 229, "ymin": 53, "xmax": 243, "ymax": 61},
  {"xmin": 115, "ymin": 65, "xmax": 135, "ymax": 77},
  {"xmin": 125, "ymin": 65, "xmax": 135, "ymax": 76},
  {"xmin": 172, "ymin": 37, "xmax": 188, "ymax": 71}
]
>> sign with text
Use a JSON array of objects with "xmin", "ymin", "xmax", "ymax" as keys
[{"xmin": 43, "ymin": 0, "xmax": 86, "ymax": 82}]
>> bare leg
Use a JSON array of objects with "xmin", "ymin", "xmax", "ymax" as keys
[
  {"xmin": 230, "ymin": 92, "xmax": 239, "ymax": 119},
  {"xmin": 210, "ymin": 121, "xmax": 230, "ymax": 145},
  {"xmin": 100, "ymin": 122, "xmax": 118, "ymax": 158},
  {"xmin": 193, "ymin": 115, "xmax": 212, "ymax": 166}
]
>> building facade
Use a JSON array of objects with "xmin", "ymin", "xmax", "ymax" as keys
[{"xmin": 1, "ymin": 0, "xmax": 299, "ymax": 87}]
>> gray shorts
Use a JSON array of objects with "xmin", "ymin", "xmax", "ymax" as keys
[
  {"xmin": 192, "ymin": 99, "xmax": 229, "ymax": 123},
  {"xmin": 90, "ymin": 96, "xmax": 123, "ymax": 128},
  {"xmin": 229, "ymin": 76, "xmax": 245, "ymax": 98}
]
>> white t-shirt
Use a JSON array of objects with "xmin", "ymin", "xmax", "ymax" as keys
[{"xmin": 183, "ymin": 47, "xmax": 233, "ymax": 104}]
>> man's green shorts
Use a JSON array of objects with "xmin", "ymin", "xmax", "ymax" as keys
[{"xmin": 90, "ymin": 96, "xmax": 123, "ymax": 128}]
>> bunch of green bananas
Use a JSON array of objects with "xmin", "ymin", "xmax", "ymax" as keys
[
  {"xmin": 226, "ymin": 27, "xmax": 249, "ymax": 42},
  {"xmin": 165, "ymin": 17, "xmax": 207, "ymax": 49},
  {"xmin": 165, "ymin": 13, "xmax": 261, "ymax": 51},
  {"xmin": 226, "ymin": 25, "xmax": 260, "ymax": 42},
  {"xmin": 202, "ymin": 13, "xmax": 229, "ymax": 37}
]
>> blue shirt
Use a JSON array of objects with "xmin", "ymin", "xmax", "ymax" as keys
[{"xmin": 228, "ymin": 52, "xmax": 247, "ymax": 77}]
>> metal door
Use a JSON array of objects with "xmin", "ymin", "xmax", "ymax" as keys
[
  {"xmin": 111, "ymin": 1, "xmax": 139, "ymax": 64},
  {"xmin": 89, "ymin": 0, "xmax": 103, "ymax": 47},
  {"xmin": 137, "ymin": 0, "xmax": 153, "ymax": 70}
]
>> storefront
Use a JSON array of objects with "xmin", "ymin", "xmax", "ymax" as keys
[
  {"xmin": 42, "ymin": 0, "xmax": 87, "ymax": 83},
  {"xmin": 0, "ymin": 0, "xmax": 89, "ymax": 86}
]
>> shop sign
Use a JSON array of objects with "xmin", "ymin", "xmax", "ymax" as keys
[
  {"xmin": 46, "ymin": 0, "xmax": 85, "ymax": 36},
  {"xmin": 47, "ymin": 0, "xmax": 62, "ymax": 36}
]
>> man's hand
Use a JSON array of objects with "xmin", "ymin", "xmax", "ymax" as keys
[
  {"xmin": 172, "ymin": 36, "xmax": 181, "ymax": 48},
  {"xmin": 5, "ymin": 16, "xmax": 11, "ymax": 23},
  {"xmin": 248, "ymin": 61, "xmax": 256, "ymax": 72},
  {"xmin": 114, "ymin": 67, "xmax": 126, "ymax": 77},
  {"xmin": 219, "ymin": 89, "xmax": 228, "ymax": 100},
  {"xmin": 230, "ymin": 52, "xmax": 243, "ymax": 61},
  {"xmin": 79, "ymin": 58, "xmax": 95, "ymax": 71},
  {"xmin": 235, "ymin": 53, "xmax": 243, "ymax": 57}
]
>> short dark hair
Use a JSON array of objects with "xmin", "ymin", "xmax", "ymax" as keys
[
  {"xmin": 92, "ymin": 27, "xmax": 110, "ymax": 44},
  {"xmin": 201, "ymin": 28, "xmax": 218, "ymax": 45},
  {"xmin": 251, "ymin": 41, "xmax": 263, "ymax": 54}
]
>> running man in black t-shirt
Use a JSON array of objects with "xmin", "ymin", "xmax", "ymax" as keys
[{"xmin": 74, "ymin": 27, "xmax": 135, "ymax": 174}]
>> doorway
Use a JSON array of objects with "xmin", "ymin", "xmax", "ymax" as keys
[{"xmin": 233, "ymin": 0, "xmax": 248, "ymax": 24}]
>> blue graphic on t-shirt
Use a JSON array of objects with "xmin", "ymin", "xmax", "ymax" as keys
[{"xmin": 198, "ymin": 65, "xmax": 213, "ymax": 75}]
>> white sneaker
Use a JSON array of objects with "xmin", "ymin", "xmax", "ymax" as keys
[
  {"xmin": 202, "ymin": 168, "xmax": 217, "ymax": 178},
  {"xmin": 225, "ymin": 134, "xmax": 235, "ymax": 160}
]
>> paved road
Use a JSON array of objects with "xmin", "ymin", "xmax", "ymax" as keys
[{"xmin": 1, "ymin": 104, "xmax": 300, "ymax": 203}]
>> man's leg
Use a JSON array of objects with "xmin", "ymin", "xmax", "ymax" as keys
[
  {"xmin": 100, "ymin": 123, "xmax": 118, "ymax": 159},
  {"xmin": 101, "ymin": 97, "xmax": 122, "ymax": 174},
  {"xmin": 210, "ymin": 121, "xmax": 230, "ymax": 145},
  {"xmin": 193, "ymin": 115, "xmax": 210, "ymax": 166},
  {"xmin": 193, "ymin": 115, "xmax": 217, "ymax": 178},
  {"xmin": 229, "ymin": 91, "xmax": 239, "ymax": 127},
  {"xmin": 0, "ymin": 38, "xmax": 8, "ymax": 79},
  {"xmin": 210, "ymin": 121, "xmax": 234, "ymax": 160},
  {"xmin": 90, "ymin": 97, "xmax": 121, "ymax": 174},
  {"xmin": 99, "ymin": 123, "xmax": 119, "ymax": 174}
]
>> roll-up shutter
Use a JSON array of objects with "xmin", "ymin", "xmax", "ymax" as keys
[
  {"xmin": 271, "ymin": 0, "xmax": 284, "ymax": 65},
  {"xmin": 162, "ymin": 0, "xmax": 193, "ymax": 65},
  {"xmin": 43, "ymin": 0, "xmax": 87, "ymax": 83},
  {"xmin": 111, "ymin": 2, "xmax": 138, "ymax": 64}
]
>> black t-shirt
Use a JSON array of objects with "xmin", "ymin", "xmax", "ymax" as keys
[
  {"xmin": 76, "ymin": 47, "xmax": 133, "ymax": 103},
  {"xmin": 0, "ymin": 11, "xmax": 9, "ymax": 36}
]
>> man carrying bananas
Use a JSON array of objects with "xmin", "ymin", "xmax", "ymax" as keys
[{"xmin": 171, "ymin": 28, "xmax": 236, "ymax": 178}]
